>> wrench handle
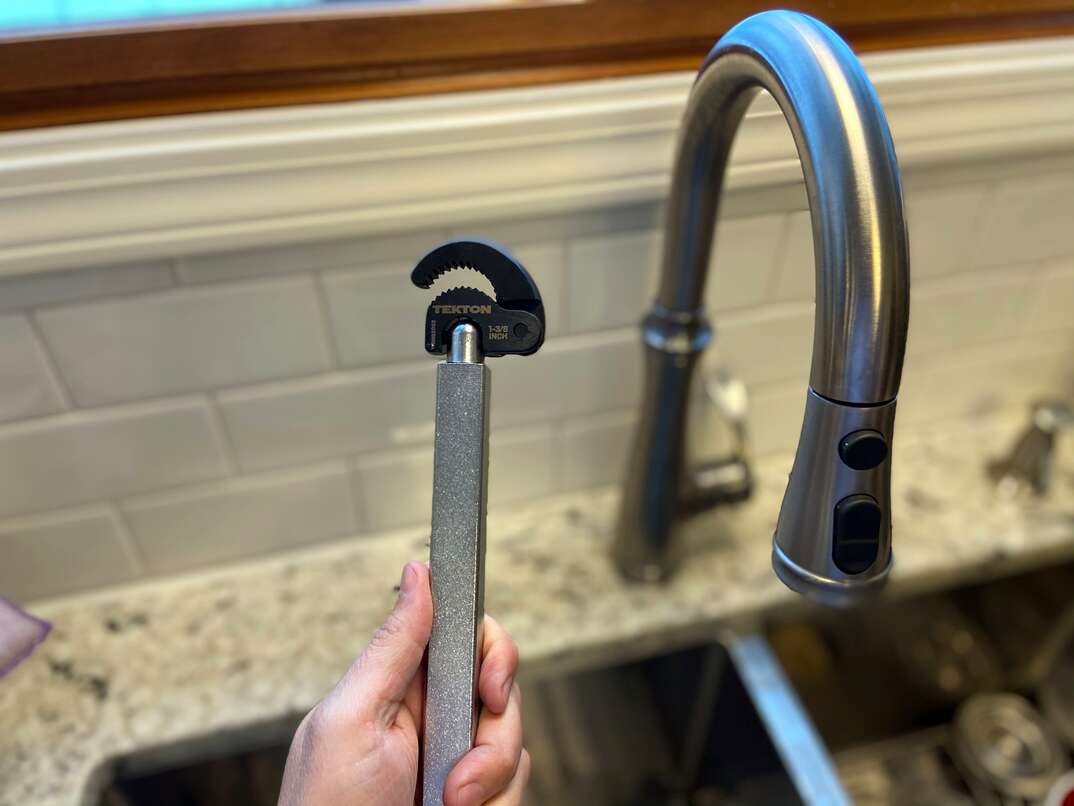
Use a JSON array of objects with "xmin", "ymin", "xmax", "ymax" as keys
[{"xmin": 421, "ymin": 357, "xmax": 490, "ymax": 806}]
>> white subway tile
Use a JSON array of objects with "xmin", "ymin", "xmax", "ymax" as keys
[
  {"xmin": 1003, "ymin": 340, "xmax": 1074, "ymax": 403},
  {"xmin": 489, "ymin": 332, "xmax": 642, "ymax": 429},
  {"xmin": 972, "ymin": 174, "xmax": 1074, "ymax": 269},
  {"xmin": 219, "ymin": 333, "xmax": 640, "ymax": 472},
  {"xmin": 354, "ymin": 424, "xmax": 559, "ymax": 531},
  {"xmin": 904, "ymin": 184, "xmax": 989, "ymax": 278},
  {"xmin": 1023, "ymin": 258, "xmax": 1074, "ymax": 335},
  {"xmin": 897, "ymin": 339, "xmax": 1073, "ymax": 428},
  {"xmin": 0, "ymin": 506, "xmax": 138, "ymax": 603},
  {"xmin": 705, "ymin": 212, "xmax": 786, "ymax": 312},
  {"xmin": 122, "ymin": 462, "xmax": 357, "ymax": 574},
  {"xmin": 36, "ymin": 277, "xmax": 331, "ymax": 406},
  {"xmin": 567, "ymin": 213, "xmax": 786, "ymax": 333},
  {"xmin": 0, "ymin": 261, "xmax": 174, "ymax": 313},
  {"xmin": 562, "ymin": 410, "xmax": 635, "ymax": 490},
  {"xmin": 906, "ymin": 268, "xmax": 1030, "ymax": 361},
  {"xmin": 567, "ymin": 230, "xmax": 659, "ymax": 333},
  {"xmin": 512, "ymin": 242, "xmax": 566, "ymax": 336},
  {"xmin": 706, "ymin": 303, "xmax": 814, "ymax": 388},
  {"xmin": 488, "ymin": 424, "xmax": 560, "ymax": 504},
  {"xmin": 0, "ymin": 398, "xmax": 228, "ymax": 517},
  {"xmin": 219, "ymin": 364, "xmax": 436, "ymax": 472},
  {"xmin": 770, "ymin": 211, "xmax": 814, "ymax": 302},
  {"xmin": 353, "ymin": 447, "xmax": 432, "ymax": 532},
  {"xmin": 323, "ymin": 267, "xmax": 430, "ymax": 368},
  {"xmin": 0, "ymin": 315, "xmax": 65, "ymax": 423},
  {"xmin": 748, "ymin": 381, "xmax": 807, "ymax": 458},
  {"xmin": 177, "ymin": 231, "xmax": 440, "ymax": 284},
  {"xmin": 770, "ymin": 183, "xmax": 986, "ymax": 297}
]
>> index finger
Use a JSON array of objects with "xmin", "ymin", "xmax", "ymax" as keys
[{"xmin": 478, "ymin": 614, "xmax": 519, "ymax": 715}]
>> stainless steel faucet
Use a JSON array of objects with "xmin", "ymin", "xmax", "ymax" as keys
[
  {"xmin": 989, "ymin": 400, "xmax": 1073, "ymax": 497},
  {"xmin": 611, "ymin": 11, "xmax": 910, "ymax": 605}
]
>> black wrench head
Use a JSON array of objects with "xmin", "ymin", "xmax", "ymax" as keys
[{"xmin": 411, "ymin": 239, "xmax": 546, "ymax": 358}]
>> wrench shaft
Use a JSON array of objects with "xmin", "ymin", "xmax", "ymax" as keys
[{"xmin": 422, "ymin": 356, "xmax": 490, "ymax": 806}]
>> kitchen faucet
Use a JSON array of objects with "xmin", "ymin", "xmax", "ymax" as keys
[
  {"xmin": 611, "ymin": 11, "xmax": 910, "ymax": 605},
  {"xmin": 989, "ymin": 400, "xmax": 1073, "ymax": 497}
]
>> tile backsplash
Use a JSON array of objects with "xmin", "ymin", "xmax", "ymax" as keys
[{"xmin": 0, "ymin": 161, "xmax": 1072, "ymax": 603}]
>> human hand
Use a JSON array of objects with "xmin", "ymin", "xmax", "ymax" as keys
[{"xmin": 278, "ymin": 562, "xmax": 528, "ymax": 806}]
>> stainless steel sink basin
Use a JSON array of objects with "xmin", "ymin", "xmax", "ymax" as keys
[{"xmin": 100, "ymin": 562, "xmax": 1074, "ymax": 806}]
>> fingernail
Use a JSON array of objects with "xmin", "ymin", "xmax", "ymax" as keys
[
  {"xmin": 399, "ymin": 562, "xmax": 416, "ymax": 596},
  {"xmin": 457, "ymin": 782, "xmax": 484, "ymax": 806},
  {"xmin": 501, "ymin": 676, "xmax": 512, "ymax": 708}
]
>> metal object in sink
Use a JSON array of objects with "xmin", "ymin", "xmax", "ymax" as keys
[
  {"xmin": 952, "ymin": 693, "xmax": 1068, "ymax": 802},
  {"xmin": 1038, "ymin": 607, "xmax": 1074, "ymax": 751},
  {"xmin": 681, "ymin": 368, "xmax": 754, "ymax": 515},
  {"xmin": 836, "ymin": 728, "xmax": 976, "ymax": 806},
  {"xmin": 989, "ymin": 399, "xmax": 1073, "ymax": 497},
  {"xmin": 611, "ymin": 10, "xmax": 909, "ymax": 606},
  {"xmin": 411, "ymin": 240, "xmax": 546, "ymax": 806}
]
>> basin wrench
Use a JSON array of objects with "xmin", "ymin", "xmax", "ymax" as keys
[{"xmin": 411, "ymin": 240, "xmax": 545, "ymax": 806}]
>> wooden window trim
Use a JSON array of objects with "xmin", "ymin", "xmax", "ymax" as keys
[{"xmin": 1, "ymin": 0, "xmax": 1072, "ymax": 131}]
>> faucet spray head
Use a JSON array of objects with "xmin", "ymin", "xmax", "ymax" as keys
[{"xmin": 771, "ymin": 391, "xmax": 897, "ymax": 606}]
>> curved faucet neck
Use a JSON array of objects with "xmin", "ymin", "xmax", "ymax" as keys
[{"xmin": 657, "ymin": 11, "xmax": 908, "ymax": 404}]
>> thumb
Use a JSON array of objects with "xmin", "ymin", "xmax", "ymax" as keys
[{"xmin": 342, "ymin": 562, "xmax": 433, "ymax": 717}]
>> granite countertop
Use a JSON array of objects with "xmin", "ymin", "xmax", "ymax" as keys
[{"xmin": 2, "ymin": 410, "xmax": 1073, "ymax": 806}]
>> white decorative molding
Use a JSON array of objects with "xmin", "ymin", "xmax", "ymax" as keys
[{"xmin": 1, "ymin": 36, "xmax": 1073, "ymax": 276}]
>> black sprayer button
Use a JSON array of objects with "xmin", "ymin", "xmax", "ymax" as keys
[
  {"xmin": 839, "ymin": 429, "xmax": 888, "ymax": 471},
  {"xmin": 832, "ymin": 494, "xmax": 882, "ymax": 574}
]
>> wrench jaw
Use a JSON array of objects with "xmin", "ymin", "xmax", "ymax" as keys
[{"xmin": 412, "ymin": 240, "xmax": 546, "ymax": 359}]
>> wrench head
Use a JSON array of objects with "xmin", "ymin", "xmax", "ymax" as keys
[{"xmin": 411, "ymin": 240, "xmax": 546, "ymax": 358}]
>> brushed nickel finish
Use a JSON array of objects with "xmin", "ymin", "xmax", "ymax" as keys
[
  {"xmin": 612, "ymin": 10, "xmax": 909, "ymax": 603},
  {"xmin": 422, "ymin": 323, "xmax": 489, "ymax": 806}
]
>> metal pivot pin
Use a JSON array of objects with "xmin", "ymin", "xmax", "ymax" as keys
[{"xmin": 411, "ymin": 240, "xmax": 546, "ymax": 806}]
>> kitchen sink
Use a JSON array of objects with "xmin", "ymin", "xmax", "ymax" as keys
[{"xmin": 100, "ymin": 562, "xmax": 1074, "ymax": 806}]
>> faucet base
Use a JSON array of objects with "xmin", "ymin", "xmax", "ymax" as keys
[{"xmin": 772, "ymin": 539, "xmax": 892, "ymax": 607}]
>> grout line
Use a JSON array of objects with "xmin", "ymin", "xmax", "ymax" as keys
[
  {"xmin": 26, "ymin": 311, "xmax": 75, "ymax": 409},
  {"xmin": 110, "ymin": 501, "xmax": 148, "ymax": 576},
  {"xmin": 961, "ymin": 180, "xmax": 1000, "ymax": 274},
  {"xmin": 2, "ymin": 323, "xmax": 644, "ymax": 423},
  {"xmin": 312, "ymin": 271, "xmax": 342, "ymax": 369},
  {"xmin": 1007, "ymin": 259, "xmax": 1047, "ymax": 341},
  {"xmin": 96, "ymin": 456, "xmax": 355, "ymax": 513},
  {"xmin": 168, "ymin": 258, "xmax": 184, "ymax": 286},
  {"xmin": 914, "ymin": 260, "xmax": 1039, "ymax": 288},
  {"xmin": 205, "ymin": 392, "xmax": 242, "ymax": 475},
  {"xmin": 0, "ymin": 263, "xmax": 180, "ymax": 318},
  {"xmin": 560, "ymin": 237, "xmax": 578, "ymax": 336},
  {"xmin": 761, "ymin": 211, "xmax": 796, "ymax": 301},
  {"xmin": 551, "ymin": 240, "xmax": 570, "ymax": 337},
  {"xmin": 550, "ymin": 418, "xmax": 570, "ymax": 497},
  {"xmin": 343, "ymin": 455, "xmax": 367, "ymax": 534},
  {"xmin": 26, "ymin": 265, "xmax": 181, "ymax": 314},
  {"xmin": 905, "ymin": 334, "xmax": 1071, "ymax": 378}
]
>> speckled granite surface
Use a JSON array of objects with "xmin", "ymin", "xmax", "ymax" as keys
[{"xmin": 2, "ymin": 411, "xmax": 1072, "ymax": 806}]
